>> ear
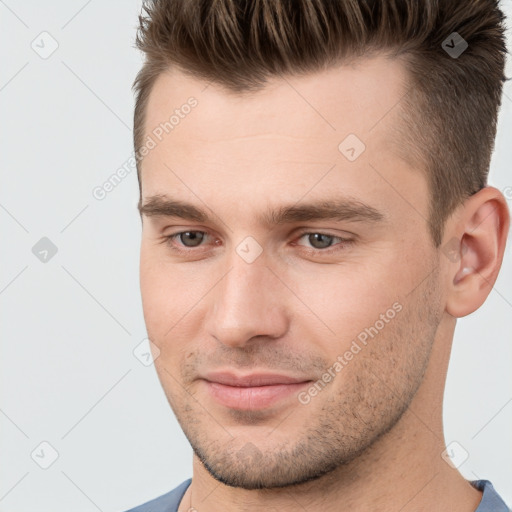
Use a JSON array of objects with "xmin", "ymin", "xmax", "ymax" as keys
[{"xmin": 444, "ymin": 186, "xmax": 510, "ymax": 318}]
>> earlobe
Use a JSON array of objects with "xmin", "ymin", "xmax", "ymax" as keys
[{"xmin": 444, "ymin": 187, "xmax": 510, "ymax": 318}]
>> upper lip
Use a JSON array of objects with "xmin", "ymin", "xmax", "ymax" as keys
[{"xmin": 202, "ymin": 371, "xmax": 311, "ymax": 387}]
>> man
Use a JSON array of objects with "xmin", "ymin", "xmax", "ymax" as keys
[{"xmin": 126, "ymin": 0, "xmax": 510, "ymax": 510}]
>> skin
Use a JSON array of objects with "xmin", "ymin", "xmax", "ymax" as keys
[{"xmin": 138, "ymin": 55, "xmax": 509, "ymax": 511}]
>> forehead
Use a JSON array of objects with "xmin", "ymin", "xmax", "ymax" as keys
[
  {"xmin": 143, "ymin": 54, "xmax": 409, "ymax": 150},
  {"xmin": 139, "ymin": 55, "xmax": 426, "ymax": 228}
]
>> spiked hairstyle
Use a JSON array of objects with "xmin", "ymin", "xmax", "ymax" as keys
[{"xmin": 132, "ymin": 0, "xmax": 508, "ymax": 246}]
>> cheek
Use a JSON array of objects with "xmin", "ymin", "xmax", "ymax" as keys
[
  {"xmin": 139, "ymin": 246, "xmax": 181, "ymax": 335},
  {"xmin": 139, "ymin": 248, "xmax": 209, "ymax": 346},
  {"xmin": 285, "ymin": 261, "xmax": 400, "ymax": 346},
  {"xmin": 139, "ymin": 262, "xmax": 192, "ymax": 378}
]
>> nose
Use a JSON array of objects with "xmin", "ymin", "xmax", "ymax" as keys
[{"xmin": 204, "ymin": 253, "xmax": 289, "ymax": 348}]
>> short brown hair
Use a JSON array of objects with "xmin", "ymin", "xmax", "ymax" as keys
[{"xmin": 132, "ymin": 0, "xmax": 508, "ymax": 247}]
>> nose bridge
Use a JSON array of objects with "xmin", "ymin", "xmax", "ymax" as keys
[{"xmin": 206, "ymin": 250, "xmax": 287, "ymax": 347}]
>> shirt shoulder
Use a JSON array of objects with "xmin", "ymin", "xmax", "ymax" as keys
[
  {"xmin": 472, "ymin": 480, "xmax": 510, "ymax": 512},
  {"xmin": 123, "ymin": 478, "xmax": 192, "ymax": 512},
  {"xmin": 123, "ymin": 477, "xmax": 509, "ymax": 511}
]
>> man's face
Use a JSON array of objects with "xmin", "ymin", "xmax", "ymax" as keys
[{"xmin": 139, "ymin": 56, "xmax": 444, "ymax": 489}]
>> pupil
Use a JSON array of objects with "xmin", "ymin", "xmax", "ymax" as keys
[
  {"xmin": 309, "ymin": 233, "xmax": 332, "ymax": 249},
  {"xmin": 181, "ymin": 231, "xmax": 203, "ymax": 247}
]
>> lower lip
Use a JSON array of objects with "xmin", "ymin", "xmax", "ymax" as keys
[{"xmin": 204, "ymin": 380, "xmax": 311, "ymax": 410}]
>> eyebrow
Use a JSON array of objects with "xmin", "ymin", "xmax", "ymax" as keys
[{"xmin": 138, "ymin": 194, "xmax": 386, "ymax": 226}]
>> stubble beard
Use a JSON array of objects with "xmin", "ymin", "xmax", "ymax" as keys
[{"xmin": 158, "ymin": 267, "xmax": 442, "ymax": 490}]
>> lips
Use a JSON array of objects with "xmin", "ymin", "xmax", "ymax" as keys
[
  {"xmin": 200, "ymin": 371, "xmax": 312, "ymax": 410},
  {"xmin": 202, "ymin": 371, "xmax": 311, "ymax": 387}
]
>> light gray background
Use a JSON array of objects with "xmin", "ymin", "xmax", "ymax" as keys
[{"xmin": 1, "ymin": 1, "xmax": 511, "ymax": 511}]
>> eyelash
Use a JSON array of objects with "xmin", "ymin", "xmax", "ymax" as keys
[{"xmin": 160, "ymin": 230, "xmax": 354, "ymax": 256}]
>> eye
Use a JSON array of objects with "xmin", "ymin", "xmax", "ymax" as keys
[
  {"xmin": 161, "ymin": 229, "xmax": 353, "ymax": 256},
  {"xmin": 173, "ymin": 231, "xmax": 206, "ymax": 247},
  {"xmin": 160, "ymin": 231, "xmax": 211, "ymax": 254},
  {"xmin": 295, "ymin": 232, "xmax": 352, "ymax": 251},
  {"xmin": 300, "ymin": 233, "xmax": 335, "ymax": 249},
  {"xmin": 163, "ymin": 231, "xmax": 210, "ymax": 252}
]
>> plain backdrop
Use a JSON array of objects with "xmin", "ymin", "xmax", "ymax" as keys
[{"xmin": 1, "ymin": 1, "xmax": 511, "ymax": 511}]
